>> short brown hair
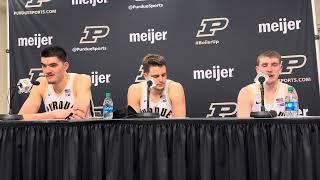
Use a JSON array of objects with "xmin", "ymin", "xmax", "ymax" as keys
[
  {"xmin": 256, "ymin": 50, "xmax": 281, "ymax": 66},
  {"xmin": 142, "ymin": 54, "xmax": 167, "ymax": 73}
]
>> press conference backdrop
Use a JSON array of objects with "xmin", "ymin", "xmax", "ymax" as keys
[{"xmin": 8, "ymin": 0, "xmax": 320, "ymax": 117}]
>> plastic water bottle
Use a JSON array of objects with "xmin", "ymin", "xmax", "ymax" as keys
[
  {"xmin": 285, "ymin": 86, "xmax": 299, "ymax": 117},
  {"xmin": 103, "ymin": 92, "xmax": 113, "ymax": 119}
]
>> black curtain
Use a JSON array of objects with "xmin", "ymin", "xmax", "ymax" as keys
[{"xmin": 0, "ymin": 119, "xmax": 320, "ymax": 180}]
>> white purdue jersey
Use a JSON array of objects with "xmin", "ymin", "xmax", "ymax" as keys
[
  {"xmin": 249, "ymin": 81, "xmax": 291, "ymax": 116},
  {"xmin": 44, "ymin": 73, "xmax": 76, "ymax": 112},
  {"xmin": 43, "ymin": 73, "xmax": 94, "ymax": 117},
  {"xmin": 140, "ymin": 80, "xmax": 173, "ymax": 118}
]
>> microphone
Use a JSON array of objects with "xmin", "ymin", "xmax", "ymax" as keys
[
  {"xmin": 0, "ymin": 78, "xmax": 40, "ymax": 120},
  {"xmin": 131, "ymin": 79, "xmax": 159, "ymax": 118},
  {"xmin": 147, "ymin": 79, "xmax": 152, "ymax": 86},
  {"xmin": 147, "ymin": 78, "xmax": 156, "ymax": 88},
  {"xmin": 146, "ymin": 79, "xmax": 153, "ymax": 113},
  {"xmin": 32, "ymin": 81, "xmax": 40, "ymax": 85},
  {"xmin": 17, "ymin": 78, "xmax": 40, "ymax": 94},
  {"xmin": 250, "ymin": 73, "xmax": 277, "ymax": 118},
  {"xmin": 254, "ymin": 73, "xmax": 269, "ymax": 84}
]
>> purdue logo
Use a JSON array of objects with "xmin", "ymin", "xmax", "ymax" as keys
[
  {"xmin": 141, "ymin": 107, "xmax": 172, "ymax": 118},
  {"xmin": 135, "ymin": 65, "xmax": 144, "ymax": 83},
  {"xmin": 280, "ymin": 55, "xmax": 307, "ymax": 75},
  {"xmin": 206, "ymin": 102, "xmax": 237, "ymax": 117},
  {"xmin": 28, "ymin": 68, "xmax": 43, "ymax": 81},
  {"xmin": 25, "ymin": 0, "xmax": 50, "ymax": 8},
  {"xmin": 196, "ymin": 18, "xmax": 229, "ymax": 37},
  {"xmin": 46, "ymin": 101, "xmax": 73, "ymax": 111},
  {"xmin": 80, "ymin": 26, "xmax": 110, "ymax": 44}
]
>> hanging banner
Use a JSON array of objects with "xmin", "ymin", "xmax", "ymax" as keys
[{"xmin": 8, "ymin": 0, "xmax": 320, "ymax": 117}]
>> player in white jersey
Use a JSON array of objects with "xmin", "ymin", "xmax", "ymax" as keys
[
  {"xmin": 237, "ymin": 50, "xmax": 298, "ymax": 118},
  {"xmin": 127, "ymin": 54, "xmax": 186, "ymax": 118},
  {"xmin": 19, "ymin": 46, "xmax": 93, "ymax": 120}
]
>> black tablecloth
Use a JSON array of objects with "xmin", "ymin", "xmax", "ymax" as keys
[{"xmin": 1, "ymin": 117, "xmax": 320, "ymax": 180}]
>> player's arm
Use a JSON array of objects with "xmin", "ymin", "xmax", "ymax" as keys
[
  {"xmin": 169, "ymin": 82, "xmax": 186, "ymax": 118},
  {"xmin": 71, "ymin": 74, "xmax": 92, "ymax": 119},
  {"xmin": 236, "ymin": 87, "xmax": 253, "ymax": 118},
  {"xmin": 18, "ymin": 78, "xmax": 61, "ymax": 120},
  {"xmin": 127, "ymin": 83, "xmax": 141, "ymax": 113}
]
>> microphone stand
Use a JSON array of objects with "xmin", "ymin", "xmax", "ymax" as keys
[
  {"xmin": 250, "ymin": 80, "xmax": 276, "ymax": 118},
  {"xmin": 260, "ymin": 83, "xmax": 266, "ymax": 111},
  {"xmin": 0, "ymin": 86, "xmax": 23, "ymax": 120},
  {"xmin": 134, "ymin": 81, "xmax": 160, "ymax": 118}
]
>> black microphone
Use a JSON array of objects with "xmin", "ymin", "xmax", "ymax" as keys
[
  {"xmin": 250, "ymin": 73, "xmax": 277, "ymax": 118},
  {"xmin": 31, "ymin": 81, "xmax": 40, "ymax": 86},
  {"xmin": 146, "ymin": 80, "xmax": 153, "ymax": 112},
  {"xmin": 147, "ymin": 79, "xmax": 153, "ymax": 87},
  {"xmin": 17, "ymin": 79, "xmax": 40, "ymax": 94},
  {"xmin": 18, "ymin": 81, "xmax": 40, "ymax": 87},
  {"xmin": 0, "ymin": 79, "xmax": 39, "ymax": 120},
  {"xmin": 131, "ymin": 79, "xmax": 159, "ymax": 118},
  {"xmin": 258, "ymin": 76, "xmax": 265, "ymax": 84},
  {"xmin": 258, "ymin": 77, "xmax": 266, "ymax": 112}
]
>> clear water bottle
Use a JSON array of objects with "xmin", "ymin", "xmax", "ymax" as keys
[
  {"xmin": 285, "ymin": 86, "xmax": 299, "ymax": 117},
  {"xmin": 103, "ymin": 92, "xmax": 113, "ymax": 119}
]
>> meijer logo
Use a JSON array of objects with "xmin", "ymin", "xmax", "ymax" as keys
[
  {"xmin": 258, "ymin": 18, "xmax": 301, "ymax": 34},
  {"xmin": 129, "ymin": 29, "xmax": 167, "ymax": 44},
  {"xmin": 72, "ymin": 0, "xmax": 108, "ymax": 7},
  {"xmin": 206, "ymin": 102, "xmax": 237, "ymax": 117},
  {"xmin": 193, "ymin": 65, "xmax": 234, "ymax": 81},
  {"xmin": 18, "ymin": 34, "xmax": 53, "ymax": 48},
  {"xmin": 280, "ymin": 55, "xmax": 307, "ymax": 75},
  {"xmin": 196, "ymin": 18, "xmax": 229, "ymax": 37},
  {"xmin": 80, "ymin": 26, "xmax": 110, "ymax": 44},
  {"xmin": 25, "ymin": 0, "xmax": 50, "ymax": 8},
  {"xmin": 91, "ymin": 71, "xmax": 111, "ymax": 87}
]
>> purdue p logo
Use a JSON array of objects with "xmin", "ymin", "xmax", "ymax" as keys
[
  {"xmin": 25, "ymin": 0, "xmax": 50, "ymax": 8},
  {"xmin": 28, "ymin": 68, "xmax": 43, "ymax": 81},
  {"xmin": 206, "ymin": 102, "xmax": 237, "ymax": 117},
  {"xmin": 135, "ymin": 65, "xmax": 144, "ymax": 83},
  {"xmin": 80, "ymin": 26, "xmax": 110, "ymax": 44},
  {"xmin": 280, "ymin": 55, "xmax": 307, "ymax": 75},
  {"xmin": 196, "ymin": 18, "xmax": 229, "ymax": 37}
]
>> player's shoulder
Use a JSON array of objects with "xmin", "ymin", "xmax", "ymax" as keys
[
  {"xmin": 239, "ymin": 83, "xmax": 254, "ymax": 96},
  {"xmin": 72, "ymin": 73, "xmax": 91, "ymax": 86},
  {"xmin": 72, "ymin": 73, "xmax": 90, "ymax": 81},
  {"xmin": 167, "ymin": 79, "xmax": 183, "ymax": 89},
  {"xmin": 129, "ymin": 81, "xmax": 144, "ymax": 91}
]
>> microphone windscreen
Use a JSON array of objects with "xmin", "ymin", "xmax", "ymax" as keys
[
  {"xmin": 147, "ymin": 80, "xmax": 153, "ymax": 87},
  {"xmin": 254, "ymin": 73, "xmax": 269, "ymax": 84},
  {"xmin": 258, "ymin": 76, "xmax": 265, "ymax": 83},
  {"xmin": 31, "ymin": 81, "xmax": 40, "ymax": 85}
]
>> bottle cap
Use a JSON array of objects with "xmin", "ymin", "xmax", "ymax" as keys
[
  {"xmin": 288, "ymin": 86, "xmax": 294, "ymax": 93},
  {"xmin": 105, "ymin": 92, "xmax": 111, "ymax": 97}
]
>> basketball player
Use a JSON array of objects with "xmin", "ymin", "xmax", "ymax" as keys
[
  {"xmin": 237, "ymin": 50, "xmax": 298, "ymax": 118},
  {"xmin": 127, "ymin": 54, "xmax": 186, "ymax": 118},
  {"xmin": 19, "ymin": 46, "xmax": 93, "ymax": 120}
]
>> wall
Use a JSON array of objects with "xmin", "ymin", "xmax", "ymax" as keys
[{"xmin": 0, "ymin": 0, "xmax": 7, "ymax": 113}]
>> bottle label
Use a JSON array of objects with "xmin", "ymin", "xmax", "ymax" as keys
[
  {"xmin": 285, "ymin": 101, "xmax": 298, "ymax": 111},
  {"xmin": 103, "ymin": 106, "xmax": 113, "ymax": 113}
]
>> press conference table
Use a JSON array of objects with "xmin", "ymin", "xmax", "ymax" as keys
[{"xmin": 1, "ymin": 117, "xmax": 320, "ymax": 180}]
